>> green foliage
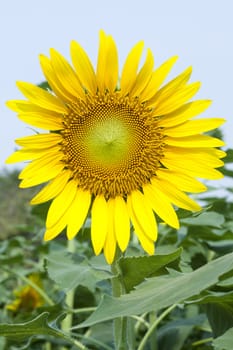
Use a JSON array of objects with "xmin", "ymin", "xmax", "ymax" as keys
[
  {"xmin": 0, "ymin": 169, "xmax": 38, "ymax": 239},
  {"xmin": 76, "ymin": 252, "xmax": 233, "ymax": 328},
  {"xmin": 0, "ymin": 312, "xmax": 66, "ymax": 343},
  {"xmin": 213, "ymin": 327, "xmax": 233, "ymax": 350},
  {"xmin": 46, "ymin": 251, "xmax": 111, "ymax": 292},
  {"xmin": 0, "ymin": 150, "xmax": 233, "ymax": 349},
  {"xmin": 118, "ymin": 247, "xmax": 182, "ymax": 292}
]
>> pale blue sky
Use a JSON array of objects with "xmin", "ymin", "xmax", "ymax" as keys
[{"xmin": 1, "ymin": 0, "xmax": 232, "ymax": 170}]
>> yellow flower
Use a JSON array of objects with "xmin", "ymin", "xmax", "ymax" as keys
[
  {"xmin": 6, "ymin": 31, "xmax": 225, "ymax": 263},
  {"xmin": 6, "ymin": 274, "xmax": 44, "ymax": 313}
]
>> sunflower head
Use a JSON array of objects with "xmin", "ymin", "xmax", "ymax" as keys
[
  {"xmin": 6, "ymin": 30, "xmax": 225, "ymax": 263},
  {"xmin": 6, "ymin": 274, "xmax": 44, "ymax": 313}
]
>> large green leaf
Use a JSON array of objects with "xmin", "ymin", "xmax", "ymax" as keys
[
  {"xmin": 191, "ymin": 291, "xmax": 233, "ymax": 337},
  {"xmin": 181, "ymin": 211, "xmax": 225, "ymax": 228},
  {"xmin": 213, "ymin": 327, "xmax": 233, "ymax": 350},
  {"xmin": 76, "ymin": 252, "xmax": 233, "ymax": 328},
  {"xmin": 0, "ymin": 312, "xmax": 65, "ymax": 342},
  {"xmin": 119, "ymin": 248, "xmax": 182, "ymax": 292},
  {"xmin": 158, "ymin": 314, "xmax": 206, "ymax": 350},
  {"xmin": 206, "ymin": 303, "xmax": 233, "ymax": 337},
  {"xmin": 46, "ymin": 252, "xmax": 111, "ymax": 292},
  {"xmin": 191, "ymin": 291, "xmax": 233, "ymax": 304}
]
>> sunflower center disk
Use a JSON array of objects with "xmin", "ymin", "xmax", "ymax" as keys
[
  {"xmin": 63, "ymin": 95, "xmax": 165, "ymax": 198},
  {"xmin": 85, "ymin": 118, "xmax": 131, "ymax": 167}
]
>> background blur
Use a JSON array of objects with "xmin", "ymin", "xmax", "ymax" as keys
[{"xmin": 1, "ymin": 0, "xmax": 232, "ymax": 170}]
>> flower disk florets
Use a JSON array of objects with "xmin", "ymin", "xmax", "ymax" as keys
[{"xmin": 62, "ymin": 93, "xmax": 165, "ymax": 198}]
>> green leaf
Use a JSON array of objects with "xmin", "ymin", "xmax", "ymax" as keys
[
  {"xmin": 77, "ymin": 252, "xmax": 233, "ymax": 328},
  {"xmin": 158, "ymin": 314, "xmax": 206, "ymax": 350},
  {"xmin": 0, "ymin": 336, "xmax": 6, "ymax": 349},
  {"xmin": 0, "ymin": 312, "xmax": 66, "ymax": 342},
  {"xmin": 181, "ymin": 211, "xmax": 225, "ymax": 228},
  {"xmin": 38, "ymin": 81, "xmax": 51, "ymax": 91},
  {"xmin": 221, "ymin": 168, "xmax": 233, "ymax": 177},
  {"xmin": 119, "ymin": 248, "xmax": 182, "ymax": 292},
  {"xmin": 223, "ymin": 149, "xmax": 233, "ymax": 164},
  {"xmin": 213, "ymin": 327, "xmax": 233, "ymax": 350},
  {"xmin": 189, "ymin": 291, "xmax": 233, "ymax": 337},
  {"xmin": 206, "ymin": 303, "xmax": 233, "ymax": 337},
  {"xmin": 218, "ymin": 275, "xmax": 233, "ymax": 287},
  {"xmin": 46, "ymin": 252, "xmax": 111, "ymax": 292},
  {"xmin": 192, "ymin": 291, "xmax": 233, "ymax": 305}
]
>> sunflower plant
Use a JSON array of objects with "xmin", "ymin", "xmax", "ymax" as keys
[{"xmin": 1, "ymin": 31, "xmax": 233, "ymax": 350}]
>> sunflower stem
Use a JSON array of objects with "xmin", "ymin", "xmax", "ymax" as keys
[
  {"xmin": 111, "ymin": 249, "xmax": 131, "ymax": 350},
  {"xmin": 137, "ymin": 303, "xmax": 178, "ymax": 350},
  {"xmin": 61, "ymin": 239, "xmax": 76, "ymax": 341}
]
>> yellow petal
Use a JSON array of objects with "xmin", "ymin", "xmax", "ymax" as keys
[
  {"xmin": 19, "ymin": 150, "xmax": 63, "ymax": 179},
  {"xmin": 120, "ymin": 41, "xmax": 144, "ymax": 95},
  {"xmin": 67, "ymin": 189, "xmax": 91, "ymax": 239},
  {"xmin": 70, "ymin": 40, "xmax": 97, "ymax": 94},
  {"xmin": 46, "ymin": 180, "xmax": 77, "ymax": 228},
  {"xmin": 50, "ymin": 48, "xmax": 85, "ymax": 98},
  {"xmin": 140, "ymin": 56, "xmax": 178, "ymax": 101},
  {"xmin": 157, "ymin": 100, "xmax": 212, "ymax": 127},
  {"xmin": 105, "ymin": 35, "xmax": 119, "ymax": 92},
  {"xmin": 151, "ymin": 177, "xmax": 201, "ymax": 211},
  {"xmin": 6, "ymin": 149, "xmax": 33, "ymax": 164},
  {"xmin": 148, "ymin": 66, "xmax": 192, "ymax": 107},
  {"xmin": 104, "ymin": 198, "xmax": 117, "ymax": 264},
  {"xmin": 114, "ymin": 196, "xmax": 130, "ymax": 252},
  {"xmin": 6, "ymin": 100, "xmax": 64, "ymax": 115},
  {"xmin": 19, "ymin": 163, "xmax": 64, "ymax": 188},
  {"xmin": 30, "ymin": 169, "xmax": 72, "ymax": 205},
  {"xmin": 16, "ymin": 81, "xmax": 66, "ymax": 113},
  {"xmin": 214, "ymin": 149, "xmax": 226, "ymax": 159},
  {"xmin": 130, "ymin": 48, "xmax": 154, "ymax": 97},
  {"xmin": 18, "ymin": 112, "xmax": 63, "ymax": 130},
  {"xmin": 156, "ymin": 168, "xmax": 207, "ymax": 193},
  {"xmin": 96, "ymin": 31, "xmax": 119, "ymax": 92},
  {"xmin": 96, "ymin": 30, "xmax": 107, "ymax": 92},
  {"xmin": 91, "ymin": 195, "xmax": 108, "ymax": 255},
  {"xmin": 143, "ymin": 183, "xmax": 179, "ymax": 229},
  {"xmin": 161, "ymin": 157, "xmax": 224, "ymax": 180},
  {"xmin": 154, "ymin": 81, "xmax": 201, "ymax": 115},
  {"xmin": 104, "ymin": 234, "xmax": 116, "ymax": 264},
  {"xmin": 39, "ymin": 54, "xmax": 75, "ymax": 102},
  {"xmin": 165, "ymin": 118, "xmax": 225, "ymax": 137},
  {"xmin": 6, "ymin": 146, "xmax": 60, "ymax": 164},
  {"xmin": 127, "ymin": 194, "xmax": 155, "ymax": 254},
  {"xmin": 164, "ymin": 147, "xmax": 224, "ymax": 168},
  {"xmin": 6, "ymin": 99, "xmax": 32, "ymax": 112},
  {"xmin": 15, "ymin": 133, "xmax": 62, "ymax": 148},
  {"xmin": 44, "ymin": 210, "xmax": 69, "ymax": 241},
  {"xmin": 127, "ymin": 190, "xmax": 157, "ymax": 241},
  {"xmin": 165, "ymin": 134, "xmax": 225, "ymax": 148}
]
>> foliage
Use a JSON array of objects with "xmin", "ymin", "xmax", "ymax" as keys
[
  {"xmin": 0, "ymin": 149, "xmax": 233, "ymax": 349},
  {"xmin": 0, "ymin": 169, "xmax": 38, "ymax": 239}
]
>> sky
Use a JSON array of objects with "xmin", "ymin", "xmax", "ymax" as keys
[{"xmin": 1, "ymin": 0, "xmax": 233, "ymax": 173}]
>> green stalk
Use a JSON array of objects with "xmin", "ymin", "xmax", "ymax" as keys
[
  {"xmin": 61, "ymin": 238, "xmax": 77, "ymax": 350},
  {"xmin": 111, "ymin": 250, "xmax": 131, "ymax": 350},
  {"xmin": 192, "ymin": 337, "xmax": 213, "ymax": 347},
  {"xmin": 138, "ymin": 304, "xmax": 177, "ymax": 350}
]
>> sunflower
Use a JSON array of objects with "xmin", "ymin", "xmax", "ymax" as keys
[
  {"xmin": 6, "ymin": 274, "xmax": 44, "ymax": 313},
  {"xmin": 6, "ymin": 31, "xmax": 225, "ymax": 263}
]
